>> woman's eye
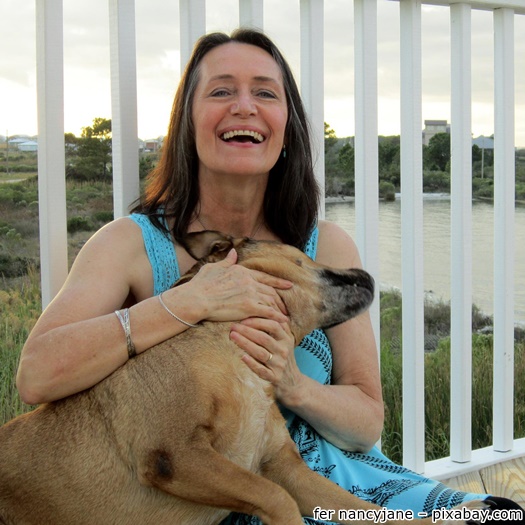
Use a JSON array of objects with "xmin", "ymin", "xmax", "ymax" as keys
[
  {"xmin": 257, "ymin": 90, "xmax": 276, "ymax": 99},
  {"xmin": 211, "ymin": 89, "xmax": 231, "ymax": 97}
]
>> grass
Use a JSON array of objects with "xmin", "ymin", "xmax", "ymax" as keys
[
  {"xmin": 0, "ymin": 267, "xmax": 41, "ymax": 423},
  {"xmin": 0, "ymin": 177, "xmax": 113, "ymax": 275},
  {"xmin": 1, "ymin": 177, "xmax": 524, "ymax": 470},
  {"xmin": 0, "ymin": 176, "xmax": 113, "ymax": 421},
  {"xmin": 380, "ymin": 289, "xmax": 525, "ymax": 464},
  {"xmin": 0, "ymin": 172, "xmax": 34, "ymax": 182}
]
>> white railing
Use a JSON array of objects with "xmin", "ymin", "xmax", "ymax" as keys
[{"xmin": 35, "ymin": 0, "xmax": 525, "ymax": 481}]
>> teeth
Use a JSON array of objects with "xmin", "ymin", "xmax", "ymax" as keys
[{"xmin": 221, "ymin": 130, "xmax": 264, "ymax": 143}]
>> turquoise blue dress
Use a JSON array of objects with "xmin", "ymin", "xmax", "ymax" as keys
[{"xmin": 129, "ymin": 213, "xmax": 488, "ymax": 524}]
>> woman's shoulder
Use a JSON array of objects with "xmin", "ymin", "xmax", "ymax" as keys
[
  {"xmin": 70, "ymin": 218, "xmax": 149, "ymax": 281},
  {"xmin": 81, "ymin": 217, "xmax": 144, "ymax": 254},
  {"xmin": 47, "ymin": 217, "xmax": 153, "ymax": 312},
  {"xmin": 316, "ymin": 219, "xmax": 362, "ymax": 269}
]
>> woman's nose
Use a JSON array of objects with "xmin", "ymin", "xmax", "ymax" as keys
[{"xmin": 231, "ymin": 92, "xmax": 257, "ymax": 117}]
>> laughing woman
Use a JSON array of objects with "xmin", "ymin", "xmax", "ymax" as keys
[{"xmin": 17, "ymin": 28, "xmax": 522, "ymax": 524}]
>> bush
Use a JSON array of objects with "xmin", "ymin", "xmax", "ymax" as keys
[
  {"xmin": 67, "ymin": 216, "xmax": 94, "ymax": 233},
  {"xmin": 379, "ymin": 181, "xmax": 396, "ymax": 201},
  {"xmin": 423, "ymin": 170, "xmax": 450, "ymax": 193},
  {"xmin": 0, "ymin": 254, "xmax": 35, "ymax": 278},
  {"xmin": 516, "ymin": 183, "xmax": 525, "ymax": 201},
  {"xmin": 0, "ymin": 180, "xmax": 38, "ymax": 206},
  {"xmin": 8, "ymin": 165, "xmax": 37, "ymax": 173},
  {"xmin": 472, "ymin": 177, "xmax": 494, "ymax": 199},
  {"xmin": 92, "ymin": 210, "xmax": 113, "ymax": 223}
]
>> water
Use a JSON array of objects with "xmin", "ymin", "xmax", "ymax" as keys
[{"xmin": 325, "ymin": 198, "xmax": 525, "ymax": 324}]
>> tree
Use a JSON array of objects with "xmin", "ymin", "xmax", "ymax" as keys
[
  {"xmin": 64, "ymin": 132, "xmax": 78, "ymax": 148},
  {"xmin": 378, "ymin": 137, "xmax": 400, "ymax": 188},
  {"xmin": 338, "ymin": 142, "xmax": 354, "ymax": 178},
  {"xmin": 69, "ymin": 118, "xmax": 112, "ymax": 180},
  {"xmin": 324, "ymin": 122, "xmax": 337, "ymax": 154},
  {"xmin": 424, "ymin": 132, "xmax": 450, "ymax": 172},
  {"xmin": 324, "ymin": 122, "xmax": 346, "ymax": 193},
  {"xmin": 335, "ymin": 142, "xmax": 355, "ymax": 195}
]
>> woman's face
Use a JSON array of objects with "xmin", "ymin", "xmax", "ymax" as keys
[{"xmin": 192, "ymin": 42, "xmax": 288, "ymax": 181}]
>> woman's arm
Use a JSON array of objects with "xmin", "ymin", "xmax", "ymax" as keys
[
  {"xmin": 17, "ymin": 218, "xmax": 291, "ymax": 405},
  {"xmin": 230, "ymin": 220, "xmax": 384, "ymax": 452}
]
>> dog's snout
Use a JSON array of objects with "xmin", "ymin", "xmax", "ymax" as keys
[
  {"xmin": 320, "ymin": 268, "xmax": 375, "ymax": 296},
  {"xmin": 316, "ymin": 268, "xmax": 375, "ymax": 329}
]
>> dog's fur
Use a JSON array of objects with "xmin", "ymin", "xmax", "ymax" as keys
[{"xmin": 0, "ymin": 232, "xmax": 484, "ymax": 525}]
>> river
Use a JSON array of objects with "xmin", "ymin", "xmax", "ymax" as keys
[{"xmin": 325, "ymin": 198, "xmax": 525, "ymax": 324}]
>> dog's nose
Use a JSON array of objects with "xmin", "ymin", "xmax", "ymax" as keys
[{"xmin": 321, "ymin": 268, "xmax": 375, "ymax": 296}]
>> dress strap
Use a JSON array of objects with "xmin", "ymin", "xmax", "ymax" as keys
[
  {"xmin": 304, "ymin": 227, "xmax": 319, "ymax": 260},
  {"xmin": 128, "ymin": 214, "xmax": 181, "ymax": 295}
]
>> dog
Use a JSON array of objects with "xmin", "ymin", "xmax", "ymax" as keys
[{"xmin": 0, "ymin": 232, "xmax": 486, "ymax": 525}]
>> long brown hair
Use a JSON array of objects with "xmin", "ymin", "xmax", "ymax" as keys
[{"xmin": 131, "ymin": 28, "xmax": 320, "ymax": 249}]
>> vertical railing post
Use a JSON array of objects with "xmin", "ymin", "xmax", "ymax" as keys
[
  {"xmin": 493, "ymin": 7, "xmax": 515, "ymax": 453},
  {"xmin": 399, "ymin": 0, "xmax": 425, "ymax": 473},
  {"xmin": 179, "ymin": 0, "xmax": 206, "ymax": 68},
  {"xmin": 109, "ymin": 0, "xmax": 140, "ymax": 219},
  {"xmin": 354, "ymin": 0, "xmax": 380, "ymax": 355},
  {"xmin": 449, "ymin": 2, "xmax": 473, "ymax": 464},
  {"xmin": 35, "ymin": 0, "xmax": 68, "ymax": 308},
  {"xmin": 300, "ymin": 0, "xmax": 325, "ymax": 218},
  {"xmin": 239, "ymin": 0, "xmax": 264, "ymax": 29}
]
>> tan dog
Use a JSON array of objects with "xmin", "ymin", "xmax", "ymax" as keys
[{"xmin": 0, "ymin": 232, "xmax": 484, "ymax": 525}]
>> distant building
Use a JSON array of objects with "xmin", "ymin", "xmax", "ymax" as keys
[
  {"xmin": 9, "ymin": 137, "xmax": 30, "ymax": 146},
  {"xmin": 423, "ymin": 120, "xmax": 450, "ymax": 146},
  {"xmin": 142, "ymin": 138, "xmax": 162, "ymax": 152},
  {"xmin": 18, "ymin": 140, "xmax": 38, "ymax": 152},
  {"xmin": 472, "ymin": 135, "xmax": 494, "ymax": 150}
]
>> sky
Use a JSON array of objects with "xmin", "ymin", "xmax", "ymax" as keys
[{"xmin": 1, "ymin": 0, "xmax": 525, "ymax": 145}]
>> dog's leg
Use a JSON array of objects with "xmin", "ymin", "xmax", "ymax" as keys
[
  {"xmin": 260, "ymin": 440, "xmax": 387, "ymax": 525},
  {"xmin": 261, "ymin": 441, "xmax": 486, "ymax": 525},
  {"xmin": 138, "ymin": 445, "xmax": 304, "ymax": 525}
]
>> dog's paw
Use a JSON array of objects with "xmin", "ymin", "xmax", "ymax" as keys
[
  {"xmin": 477, "ymin": 497, "xmax": 525, "ymax": 525},
  {"xmin": 432, "ymin": 498, "xmax": 519, "ymax": 525}
]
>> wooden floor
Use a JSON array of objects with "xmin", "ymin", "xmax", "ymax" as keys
[{"xmin": 441, "ymin": 456, "xmax": 525, "ymax": 506}]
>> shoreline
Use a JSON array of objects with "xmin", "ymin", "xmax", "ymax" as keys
[{"xmin": 326, "ymin": 194, "xmax": 525, "ymax": 206}]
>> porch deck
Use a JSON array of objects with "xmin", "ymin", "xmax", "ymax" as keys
[{"xmin": 443, "ymin": 457, "xmax": 525, "ymax": 506}]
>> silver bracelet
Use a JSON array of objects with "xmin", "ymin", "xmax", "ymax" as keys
[
  {"xmin": 115, "ymin": 308, "xmax": 137, "ymax": 358},
  {"xmin": 158, "ymin": 292, "xmax": 199, "ymax": 328}
]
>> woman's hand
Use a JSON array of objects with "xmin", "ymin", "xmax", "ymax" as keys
[
  {"xmin": 229, "ymin": 317, "xmax": 304, "ymax": 404},
  {"xmin": 171, "ymin": 248, "xmax": 293, "ymax": 325}
]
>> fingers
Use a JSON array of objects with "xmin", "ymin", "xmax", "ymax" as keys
[
  {"xmin": 192, "ymin": 258, "xmax": 290, "ymax": 322},
  {"xmin": 227, "ymin": 264, "xmax": 291, "ymax": 317},
  {"xmin": 250, "ymin": 282, "xmax": 289, "ymax": 317},
  {"xmin": 187, "ymin": 250, "xmax": 293, "ymax": 324},
  {"xmin": 221, "ymin": 248, "xmax": 238, "ymax": 265},
  {"xmin": 231, "ymin": 318, "xmax": 298, "ymax": 390},
  {"xmin": 249, "ymin": 269, "xmax": 293, "ymax": 291},
  {"xmin": 230, "ymin": 318, "xmax": 293, "ymax": 367}
]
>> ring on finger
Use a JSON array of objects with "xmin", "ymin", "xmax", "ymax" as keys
[{"xmin": 266, "ymin": 352, "xmax": 273, "ymax": 364}]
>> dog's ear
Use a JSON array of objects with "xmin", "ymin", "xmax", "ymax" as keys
[
  {"xmin": 174, "ymin": 231, "xmax": 252, "ymax": 288},
  {"xmin": 177, "ymin": 231, "xmax": 235, "ymax": 262},
  {"xmin": 173, "ymin": 231, "xmax": 239, "ymax": 288}
]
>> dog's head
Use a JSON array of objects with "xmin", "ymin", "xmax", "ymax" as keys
[{"xmin": 176, "ymin": 231, "xmax": 374, "ymax": 341}]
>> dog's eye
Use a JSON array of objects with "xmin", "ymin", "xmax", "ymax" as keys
[
  {"xmin": 209, "ymin": 240, "xmax": 231, "ymax": 256},
  {"xmin": 295, "ymin": 259, "xmax": 303, "ymax": 267}
]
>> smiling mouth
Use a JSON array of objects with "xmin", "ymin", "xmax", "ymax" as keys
[{"xmin": 220, "ymin": 130, "xmax": 265, "ymax": 143}]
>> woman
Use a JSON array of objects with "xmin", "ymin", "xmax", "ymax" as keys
[{"xmin": 17, "ymin": 28, "xmax": 520, "ymax": 524}]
